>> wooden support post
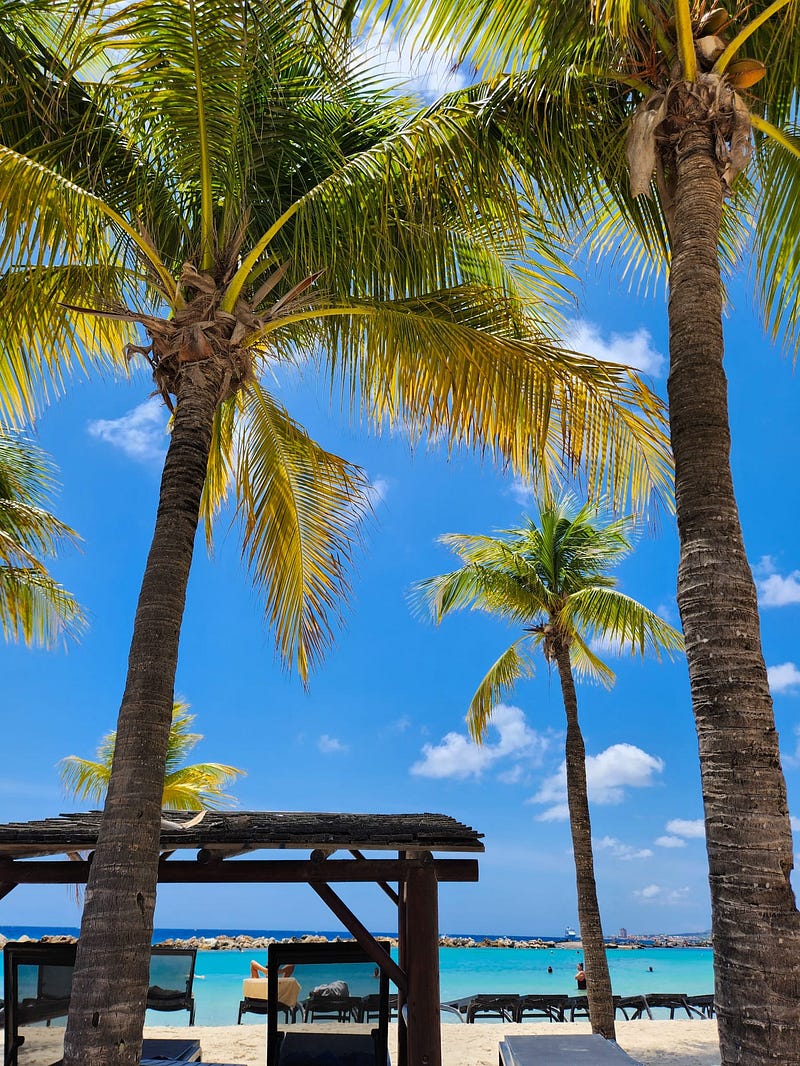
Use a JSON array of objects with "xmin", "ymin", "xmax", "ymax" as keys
[
  {"xmin": 405, "ymin": 852, "xmax": 441, "ymax": 1066},
  {"xmin": 397, "ymin": 852, "xmax": 408, "ymax": 1066}
]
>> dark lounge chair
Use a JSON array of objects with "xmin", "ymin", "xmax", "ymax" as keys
[
  {"xmin": 465, "ymin": 994, "xmax": 520, "ymax": 1023},
  {"xmin": 639, "ymin": 992, "xmax": 695, "ymax": 1019},
  {"xmin": 439, "ymin": 996, "xmax": 472, "ymax": 1021},
  {"xmin": 266, "ymin": 941, "xmax": 391, "ymax": 1066},
  {"xmin": 2, "ymin": 941, "xmax": 202, "ymax": 1066},
  {"xmin": 614, "ymin": 994, "xmax": 652, "ymax": 1020},
  {"xmin": 684, "ymin": 993, "xmax": 715, "ymax": 1018},
  {"xmin": 515, "ymin": 994, "xmax": 568, "ymax": 1023},
  {"xmin": 564, "ymin": 994, "xmax": 590, "ymax": 1021},
  {"xmin": 360, "ymin": 994, "xmax": 399, "ymax": 1023},
  {"xmin": 147, "ymin": 948, "xmax": 197, "ymax": 1025}
]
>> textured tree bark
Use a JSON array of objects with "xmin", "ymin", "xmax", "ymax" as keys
[
  {"xmin": 63, "ymin": 361, "xmax": 223, "ymax": 1066},
  {"xmin": 667, "ymin": 115, "xmax": 800, "ymax": 1064},
  {"xmin": 554, "ymin": 642, "xmax": 616, "ymax": 1041}
]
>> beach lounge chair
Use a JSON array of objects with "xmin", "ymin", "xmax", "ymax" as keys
[
  {"xmin": 266, "ymin": 940, "xmax": 391, "ymax": 1066},
  {"xmin": 499, "ymin": 1034, "xmax": 644, "ymax": 1065},
  {"xmin": 2, "ymin": 940, "xmax": 203, "ymax": 1066},
  {"xmin": 360, "ymin": 993, "xmax": 399, "ymax": 1022},
  {"xmin": 564, "ymin": 994, "xmax": 590, "ymax": 1021},
  {"xmin": 147, "ymin": 947, "xmax": 197, "ymax": 1025},
  {"xmin": 639, "ymin": 992, "xmax": 695, "ymax": 1019},
  {"xmin": 515, "ymin": 994, "xmax": 569, "ymax": 1023},
  {"xmin": 465, "ymin": 994, "xmax": 520, "ymax": 1023},
  {"xmin": 439, "ymin": 996, "xmax": 472, "ymax": 1021},
  {"xmin": 238, "ymin": 976, "xmax": 301, "ymax": 1024},
  {"xmin": 684, "ymin": 993, "xmax": 715, "ymax": 1018},
  {"xmin": 614, "ymin": 995, "xmax": 652, "ymax": 1020}
]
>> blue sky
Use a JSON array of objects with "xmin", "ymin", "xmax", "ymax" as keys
[{"xmin": 4, "ymin": 50, "xmax": 800, "ymax": 942}]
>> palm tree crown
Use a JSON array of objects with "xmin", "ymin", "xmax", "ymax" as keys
[
  {"xmin": 0, "ymin": 430, "xmax": 85, "ymax": 648},
  {"xmin": 59, "ymin": 700, "xmax": 246, "ymax": 811},
  {"xmin": 413, "ymin": 497, "xmax": 683, "ymax": 739}
]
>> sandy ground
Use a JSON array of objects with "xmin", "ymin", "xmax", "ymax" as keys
[{"xmin": 2, "ymin": 1019, "xmax": 722, "ymax": 1065}]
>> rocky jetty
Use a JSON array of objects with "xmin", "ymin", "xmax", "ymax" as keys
[{"xmin": 151, "ymin": 933, "xmax": 558, "ymax": 951}]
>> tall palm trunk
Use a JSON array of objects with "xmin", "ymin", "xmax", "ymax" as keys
[
  {"xmin": 554, "ymin": 641, "xmax": 616, "ymax": 1040},
  {"xmin": 64, "ymin": 362, "xmax": 223, "ymax": 1066},
  {"xmin": 666, "ymin": 91, "xmax": 800, "ymax": 1064}
]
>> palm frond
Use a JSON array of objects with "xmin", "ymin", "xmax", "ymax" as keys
[
  {"xmin": 467, "ymin": 637, "xmax": 537, "ymax": 741},
  {"xmin": 568, "ymin": 630, "xmax": 618, "ymax": 686},
  {"xmin": 234, "ymin": 380, "xmax": 372, "ymax": 681},
  {"xmin": 566, "ymin": 586, "xmax": 684, "ymax": 658}
]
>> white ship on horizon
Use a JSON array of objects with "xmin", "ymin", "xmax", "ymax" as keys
[{"xmin": 565, "ymin": 925, "xmax": 578, "ymax": 938}]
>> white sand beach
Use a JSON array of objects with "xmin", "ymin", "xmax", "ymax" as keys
[{"xmin": 149, "ymin": 1020, "xmax": 722, "ymax": 1066}]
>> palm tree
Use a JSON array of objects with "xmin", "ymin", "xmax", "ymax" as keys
[
  {"xmin": 0, "ymin": 4, "xmax": 674, "ymax": 1063},
  {"xmin": 59, "ymin": 700, "xmax": 245, "ymax": 811},
  {"xmin": 365, "ymin": 0, "xmax": 800, "ymax": 1058},
  {"xmin": 411, "ymin": 497, "xmax": 683, "ymax": 1039},
  {"xmin": 0, "ymin": 430, "xmax": 85, "ymax": 647}
]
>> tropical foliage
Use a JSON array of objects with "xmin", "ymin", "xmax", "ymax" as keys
[
  {"xmin": 59, "ymin": 700, "xmax": 245, "ymax": 810},
  {"xmin": 363, "ymin": 0, "xmax": 800, "ymax": 1058},
  {"xmin": 412, "ymin": 497, "xmax": 683, "ymax": 1037},
  {"xmin": 0, "ymin": 2, "xmax": 675, "ymax": 1063},
  {"xmin": 0, "ymin": 430, "xmax": 84, "ymax": 647}
]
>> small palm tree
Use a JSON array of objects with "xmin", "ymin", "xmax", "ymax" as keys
[
  {"xmin": 59, "ymin": 700, "xmax": 245, "ymax": 811},
  {"xmin": 0, "ymin": 431, "xmax": 85, "ymax": 648},
  {"xmin": 412, "ymin": 497, "xmax": 683, "ymax": 1039}
]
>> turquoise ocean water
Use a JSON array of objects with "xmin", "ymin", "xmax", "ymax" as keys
[{"xmin": 0, "ymin": 927, "xmax": 714, "ymax": 1027}]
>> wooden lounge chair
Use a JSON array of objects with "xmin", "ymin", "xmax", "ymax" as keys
[
  {"xmin": 515, "ymin": 995, "xmax": 569, "ymax": 1023},
  {"xmin": 499, "ymin": 1034, "xmax": 644, "ymax": 1065},
  {"xmin": 360, "ymin": 993, "xmax": 399, "ymax": 1022},
  {"xmin": 465, "ymin": 994, "xmax": 520, "ymax": 1023}
]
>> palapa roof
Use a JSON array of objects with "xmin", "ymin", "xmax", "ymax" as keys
[{"xmin": 0, "ymin": 811, "xmax": 484, "ymax": 860}]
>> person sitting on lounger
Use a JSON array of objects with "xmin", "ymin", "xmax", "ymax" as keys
[{"xmin": 249, "ymin": 961, "xmax": 295, "ymax": 979}]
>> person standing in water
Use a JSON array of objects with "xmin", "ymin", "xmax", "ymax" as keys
[{"xmin": 575, "ymin": 962, "xmax": 587, "ymax": 990}]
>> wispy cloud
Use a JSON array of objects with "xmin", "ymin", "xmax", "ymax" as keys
[
  {"xmin": 768, "ymin": 662, "xmax": 800, "ymax": 695},
  {"xmin": 355, "ymin": 17, "xmax": 466, "ymax": 100},
  {"xmin": 318, "ymin": 734, "xmax": 349, "ymax": 754},
  {"xmin": 754, "ymin": 556, "xmax": 800, "ymax": 607},
  {"xmin": 531, "ymin": 743, "xmax": 664, "ymax": 821},
  {"xmin": 411, "ymin": 704, "xmax": 548, "ymax": 780},
  {"xmin": 655, "ymin": 835, "xmax": 686, "ymax": 848},
  {"xmin": 87, "ymin": 397, "xmax": 168, "ymax": 464},
  {"xmin": 368, "ymin": 476, "xmax": 390, "ymax": 503},
  {"xmin": 656, "ymin": 818, "xmax": 704, "ymax": 847},
  {"xmin": 634, "ymin": 883, "xmax": 691, "ymax": 904},
  {"xmin": 594, "ymin": 835, "xmax": 653, "ymax": 861},
  {"xmin": 564, "ymin": 320, "xmax": 665, "ymax": 377}
]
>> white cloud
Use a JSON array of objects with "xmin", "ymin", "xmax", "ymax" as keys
[
  {"xmin": 411, "ymin": 704, "xmax": 547, "ymax": 780},
  {"xmin": 655, "ymin": 835, "xmax": 687, "ymax": 849},
  {"xmin": 531, "ymin": 743, "xmax": 664, "ymax": 820},
  {"xmin": 565, "ymin": 320, "xmax": 665, "ymax": 377},
  {"xmin": 355, "ymin": 18, "xmax": 466, "ymax": 99},
  {"xmin": 755, "ymin": 556, "xmax": 800, "ymax": 607},
  {"xmin": 368, "ymin": 476, "xmax": 390, "ymax": 503},
  {"xmin": 665, "ymin": 818, "xmax": 705, "ymax": 839},
  {"xmin": 318, "ymin": 734, "xmax": 349, "ymax": 754},
  {"xmin": 87, "ymin": 397, "xmax": 168, "ymax": 463},
  {"xmin": 635, "ymin": 883, "xmax": 662, "ymax": 899},
  {"xmin": 792, "ymin": 816, "xmax": 800, "ymax": 832},
  {"xmin": 768, "ymin": 662, "xmax": 800, "ymax": 695},
  {"xmin": 594, "ymin": 835, "xmax": 653, "ymax": 861}
]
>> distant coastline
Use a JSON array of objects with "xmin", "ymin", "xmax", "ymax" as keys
[{"xmin": 0, "ymin": 925, "xmax": 712, "ymax": 951}]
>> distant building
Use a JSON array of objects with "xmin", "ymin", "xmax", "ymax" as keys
[{"xmin": 619, "ymin": 927, "xmax": 628, "ymax": 939}]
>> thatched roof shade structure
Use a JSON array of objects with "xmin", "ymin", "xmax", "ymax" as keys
[{"xmin": 0, "ymin": 810, "xmax": 484, "ymax": 1066}]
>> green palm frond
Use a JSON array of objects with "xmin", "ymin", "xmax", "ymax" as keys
[
  {"xmin": 565, "ymin": 586, "xmax": 684, "ymax": 658},
  {"xmin": 234, "ymin": 381, "xmax": 372, "ymax": 682},
  {"xmin": 568, "ymin": 631, "xmax": 618, "ymax": 687},
  {"xmin": 0, "ymin": 432, "xmax": 85, "ymax": 647},
  {"xmin": 59, "ymin": 699, "xmax": 246, "ymax": 810},
  {"xmin": 416, "ymin": 494, "xmax": 682, "ymax": 736},
  {"xmin": 467, "ymin": 638, "xmax": 538, "ymax": 741}
]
